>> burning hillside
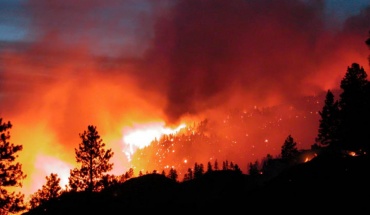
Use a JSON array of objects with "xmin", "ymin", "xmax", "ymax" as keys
[{"xmin": 0, "ymin": 0, "xmax": 369, "ymax": 198}]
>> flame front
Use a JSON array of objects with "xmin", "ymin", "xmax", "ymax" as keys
[{"xmin": 122, "ymin": 122, "xmax": 186, "ymax": 162}]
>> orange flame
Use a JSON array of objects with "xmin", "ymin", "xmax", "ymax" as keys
[{"xmin": 122, "ymin": 122, "xmax": 186, "ymax": 161}]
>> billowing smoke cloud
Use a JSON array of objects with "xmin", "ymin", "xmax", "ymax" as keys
[
  {"xmin": 0, "ymin": 0, "xmax": 369, "ymax": 195},
  {"xmin": 141, "ymin": 0, "xmax": 370, "ymax": 123},
  {"xmin": 1, "ymin": 0, "xmax": 369, "ymax": 125}
]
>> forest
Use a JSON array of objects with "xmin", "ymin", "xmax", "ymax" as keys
[{"xmin": 1, "ymin": 33, "xmax": 370, "ymax": 215}]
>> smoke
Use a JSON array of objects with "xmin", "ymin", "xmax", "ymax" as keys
[
  {"xmin": 140, "ymin": 0, "xmax": 370, "ymax": 123},
  {"xmin": 1, "ymin": 0, "xmax": 369, "ymax": 124}
]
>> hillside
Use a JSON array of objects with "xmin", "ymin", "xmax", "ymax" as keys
[
  {"xmin": 253, "ymin": 153, "xmax": 370, "ymax": 213},
  {"xmin": 23, "ymin": 152, "xmax": 370, "ymax": 214}
]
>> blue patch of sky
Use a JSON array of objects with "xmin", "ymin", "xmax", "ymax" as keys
[
  {"xmin": 0, "ymin": 0, "xmax": 31, "ymax": 42},
  {"xmin": 325, "ymin": 0, "xmax": 370, "ymax": 23},
  {"xmin": 1, "ymin": 0, "xmax": 369, "ymax": 48},
  {"xmin": 87, "ymin": 0, "xmax": 154, "ymax": 57}
]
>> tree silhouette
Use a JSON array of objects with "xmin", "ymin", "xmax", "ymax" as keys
[
  {"xmin": 206, "ymin": 161, "xmax": 213, "ymax": 173},
  {"xmin": 29, "ymin": 173, "xmax": 62, "ymax": 210},
  {"xmin": 233, "ymin": 163, "xmax": 242, "ymax": 174},
  {"xmin": 214, "ymin": 159, "xmax": 219, "ymax": 170},
  {"xmin": 229, "ymin": 161, "xmax": 235, "ymax": 170},
  {"xmin": 261, "ymin": 154, "xmax": 274, "ymax": 175},
  {"xmin": 101, "ymin": 174, "xmax": 121, "ymax": 188},
  {"xmin": 167, "ymin": 168, "xmax": 178, "ymax": 182},
  {"xmin": 124, "ymin": 168, "xmax": 134, "ymax": 180},
  {"xmin": 183, "ymin": 168, "xmax": 193, "ymax": 181},
  {"xmin": 248, "ymin": 160, "xmax": 259, "ymax": 176},
  {"xmin": 338, "ymin": 63, "xmax": 370, "ymax": 152},
  {"xmin": 193, "ymin": 162, "xmax": 204, "ymax": 179},
  {"xmin": 281, "ymin": 135, "xmax": 299, "ymax": 163},
  {"xmin": 68, "ymin": 125, "xmax": 114, "ymax": 192},
  {"xmin": 316, "ymin": 90, "xmax": 340, "ymax": 149},
  {"xmin": 222, "ymin": 160, "xmax": 229, "ymax": 170},
  {"xmin": 366, "ymin": 30, "xmax": 370, "ymax": 65},
  {"xmin": 0, "ymin": 118, "xmax": 26, "ymax": 215}
]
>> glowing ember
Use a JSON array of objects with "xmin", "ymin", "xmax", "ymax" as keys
[
  {"xmin": 348, "ymin": 151, "xmax": 357, "ymax": 157},
  {"xmin": 304, "ymin": 153, "xmax": 318, "ymax": 163},
  {"xmin": 122, "ymin": 122, "xmax": 185, "ymax": 161}
]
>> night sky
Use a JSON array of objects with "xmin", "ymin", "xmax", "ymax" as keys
[{"xmin": 0, "ymin": 0, "xmax": 369, "ymax": 197}]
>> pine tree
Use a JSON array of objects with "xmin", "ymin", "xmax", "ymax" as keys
[
  {"xmin": 0, "ymin": 118, "xmax": 26, "ymax": 215},
  {"xmin": 214, "ymin": 159, "xmax": 219, "ymax": 171},
  {"xmin": 316, "ymin": 90, "xmax": 340, "ymax": 149},
  {"xmin": 68, "ymin": 125, "xmax": 114, "ymax": 192},
  {"xmin": 193, "ymin": 163, "xmax": 204, "ymax": 179},
  {"xmin": 248, "ymin": 161, "xmax": 259, "ymax": 176},
  {"xmin": 338, "ymin": 63, "xmax": 370, "ymax": 152},
  {"xmin": 206, "ymin": 161, "xmax": 213, "ymax": 173},
  {"xmin": 233, "ymin": 163, "xmax": 242, "ymax": 174},
  {"xmin": 126, "ymin": 168, "xmax": 134, "ymax": 178},
  {"xmin": 281, "ymin": 135, "xmax": 299, "ymax": 163},
  {"xmin": 29, "ymin": 173, "xmax": 62, "ymax": 210},
  {"xmin": 167, "ymin": 168, "xmax": 178, "ymax": 181},
  {"xmin": 100, "ymin": 174, "xmax": 119, "ymax": 188},
  {"xmin": 183, "ymin": 168, "xmax": 193, "ymax": 181},
  {"xmin": 229, "ymin": 161, "xmax": 234, "ymax": 170},
  {"xmin": 261, "ymin": 154, "xmax": 274, "ymax": 175},
  {"xmin": 366, "ymin": 30, "xmax": 370, "ymax": 65}
]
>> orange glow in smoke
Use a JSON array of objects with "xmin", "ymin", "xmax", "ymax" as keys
[
  {"xmin": 33, "ymin": 155, "xmax": 73, "ymax": 191},
  {"xmin": 0, "ymin": 0, "xmax": 369, "ymax": 205}
]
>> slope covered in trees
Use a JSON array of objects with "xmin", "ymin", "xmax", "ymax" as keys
[
  {"xmin": 22, "ymin": 59, "xmax": 370, "ymax": 214},
  {"xmin": 1, "ymin": 34, "xmax": 370, "ymax": 214},
  {"xmin": 22, "ymin": 153, "xmax": 370, "ymax": 214}
]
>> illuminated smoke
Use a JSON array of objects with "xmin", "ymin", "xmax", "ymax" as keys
[{"xmin": 0, "ymin": 0, "xmax": 369, "ymax": 196}]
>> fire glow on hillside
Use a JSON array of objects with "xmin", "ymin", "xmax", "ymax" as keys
[
  {"xmin": 122, "ymin": 122, "xmax": 186, "ymax": 161},
  {"xmin": 0, "ymin": 0, "xmax": 369, "ymax": 199}
]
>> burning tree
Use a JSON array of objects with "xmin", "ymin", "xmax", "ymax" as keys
[
  {"xmin": 68, "ymin": 125, "xmax": 114, "ymax": 192},
  {"xmin": 0, "ymin": 118, "xmax": 26, "ymax": 215}
]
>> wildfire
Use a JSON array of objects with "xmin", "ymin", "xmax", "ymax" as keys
[
  {"xmin": 122, "ymin": 122, "xmax": 186, "ymax": 161},
  {"xmin": 304, "ymin": 153, "xmax": 318, "ymax": 163}
]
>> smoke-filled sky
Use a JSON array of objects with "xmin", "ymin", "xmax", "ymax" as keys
[{"xmin": 0, "ymin": 0, "xmax": 370, "ymax": 197}]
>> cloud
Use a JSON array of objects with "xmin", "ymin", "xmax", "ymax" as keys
[{"xmin": 141, "ymin": 0, "xmax": 369, "ymax": 123}]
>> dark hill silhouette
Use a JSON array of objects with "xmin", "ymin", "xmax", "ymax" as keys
[
  {"xmin": 252, "ymin": 153, "xmax": 370, "ymax": 213},
  {"xmin": 23, "ymin": 154, "xmax": 370, "ymax": 214}
]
